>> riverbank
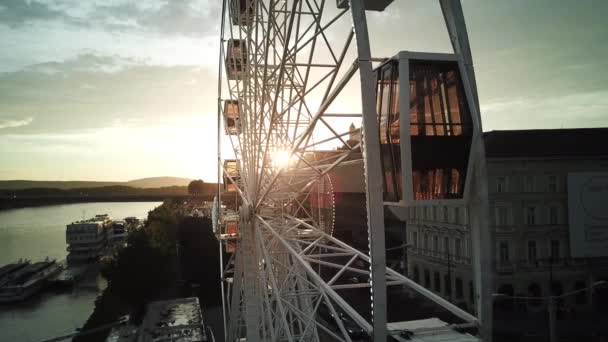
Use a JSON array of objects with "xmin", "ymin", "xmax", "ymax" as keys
[{"xmin": 0, "ymin": 194, "xmax": 214, "ymax": 211}]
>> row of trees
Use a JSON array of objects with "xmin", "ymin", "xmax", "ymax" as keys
[{"xmin": 187, "ymin": 179, "xmax": 219, "ymax": 195}]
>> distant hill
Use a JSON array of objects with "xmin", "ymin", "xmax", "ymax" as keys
[
  {"xmin": 0, "ymin": 177, "xmax": 194, "ymax": 190},
  {"xmin": 125, "ymin": 177, "xmax": 193, "ymax": 188}
]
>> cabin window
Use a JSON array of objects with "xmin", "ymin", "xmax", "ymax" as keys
[
  {"xmin": 376, "ymin": 60, "xmax": 402, "ymax": 202},
  {"xmin": 223, "ymin": 159, "xmax": 241, "ymax": 191},
  {"xmin": 224, "ymin": 100, "xmax": 241, "ymax": 135},
  {"xmin": 409, "ymin": 61, "xmax": 472, "ymax": 200}
]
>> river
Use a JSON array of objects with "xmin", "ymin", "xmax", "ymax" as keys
[{"xmin": 0, "ymin": 202, "xmax": 161, "ymax": 342}]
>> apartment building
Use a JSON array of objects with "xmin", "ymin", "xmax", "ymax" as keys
[{"xmin": 407, "ymin": 128, "xmax": 608, "ymax": 313}]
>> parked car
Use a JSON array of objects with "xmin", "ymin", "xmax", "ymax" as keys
[{"xmin": 317, "ymin": 304, "xmax": 368, "ymax": 340}]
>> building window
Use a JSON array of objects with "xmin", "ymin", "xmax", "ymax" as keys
[
  {"xmin": 526, "ymin": 207, "xmax": 536, "ymax": 225},
  {"xmin": 433, "ymin": 206, "xmax": 439, "ymax": 221},
  {"xmin": 469, "ymin": 281, "xmax": 475, "ymax": 304},
  {"xmin": 455, "ymin": 238, "xmax": 462, "ymax": 258},
  {"xmin": 550, "ymin": 240, "xmax": 560, "ymax": 260},
  {"xmin": 412, "ymin": 266, "xmax": 420, "ymax": 283},
  {"xmin": 443, "ymin": 206, "xmax": 448, "ymax": 222},
  {"xmin": 499, "ymin": 241, "xmax": 509, "ymax": 263},
  {"xmin": 444, "ymin": 237, "xmax": 450, "ymax": 255},
  {"xmin": 455, "ymin": 278, "xmax": 464, "ymax": 298},
  {"xmin": 413, "ymin": 231, "xmax": 418, "ymax": 248},
  {"xmin": 424, "ymin": 269, "xmax": 431, "ymax": 288},
  {"xmin": 528, "ymin": 240, "xmax": 537, "ymax": 262},
  {"xmin": 424, "ymin": 233, "xmax": 429, "ymax": 251},
  {"xmin": 454, "ymin": 207, "xmax": 460, "ymax": 224},
  {"xmin": 434, "ymin": 272, "xmax": 441, "ymax": 292},
  {"xmin": 496, "ymin": 207, "xmax": 508, "ymax": 226},
  {"xmin": 574, "ymin": 281, "xmax": 587, "ymax": 305},
  {"xmin": 528, "ymin": 283, "xmax": 542, "ymax": 306},
  {"xmin": 425, "ymin": 206, "xmax": 430, "ymax": 220},
  {"xmin": 548, "ymin": 175, "xmax": 558, "ymax": 192},
  {"xmin": 433, "ymin": 236, "xmax": 439, "ymax": 253},
  {"xmin": 525, "ymin": 175, "xmax": 535, "ymax": 192},
  {"xmin": 496, "ymin": 176, "xmax": 507, "ymax": 193},
  {"xmin": 444, "ymin": 274, "xmax": 452, "ymax": 296},
  {"xmin": 549, "ymin": 206, "xmax": 558, "ymax": 225}
]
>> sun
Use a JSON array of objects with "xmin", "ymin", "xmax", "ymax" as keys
[{"xmin": 271, "ymin": 149, "xmax": 293, "ymax": 169}]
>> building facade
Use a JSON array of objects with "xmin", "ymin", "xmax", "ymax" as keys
[{"xmin": 406, "ymin": 128, "xmax": 608, "ymax": 313}]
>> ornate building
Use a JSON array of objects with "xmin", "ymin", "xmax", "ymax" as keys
[{"xmin": 406, "ymin": 128, "xmax": 608, "ymax": 313}]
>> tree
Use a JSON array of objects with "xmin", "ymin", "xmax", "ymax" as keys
[{"xmin": 187, "ymin": 179, "xmax": 205, "ymax": 195}]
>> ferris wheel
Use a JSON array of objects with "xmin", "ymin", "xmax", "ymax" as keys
[{"xmin": 215, "ymin": 0, "xmax": 493, "ymax": 341}]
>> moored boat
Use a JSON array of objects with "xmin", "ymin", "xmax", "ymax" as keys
[{"xmin": 0, "ymin": 258, "xmax": 63, "ymax": 303}]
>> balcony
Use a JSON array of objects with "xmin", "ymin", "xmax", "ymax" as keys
[{"xmin": 408, "ymin": 247, "xmax": 470, "ymax": 265}]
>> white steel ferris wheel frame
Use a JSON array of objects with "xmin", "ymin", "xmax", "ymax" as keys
[{"xmin": 215, "ymin": 1, "xmax": 492, "ymax": 341}]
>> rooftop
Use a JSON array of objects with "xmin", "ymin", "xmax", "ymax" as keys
[
  {"xmin": 139, "ymin": 297, "xmax": 206, "ymax": 342},
  {"xmin": 388, "ymin": 318, "xmax": 479, "ymax": 342},
  {"xmin": 484, "ymin": 128, "xmax": 608, "ymax": 158}
]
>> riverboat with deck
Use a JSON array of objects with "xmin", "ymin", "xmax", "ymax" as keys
[{"xmin": 0, "ymin": 258, "xmax": 63, "ymax": 303}]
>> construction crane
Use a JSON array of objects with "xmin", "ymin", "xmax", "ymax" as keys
[{"xmin": 214, "ymin": 0, "xmax": 492, "ymax": 341}]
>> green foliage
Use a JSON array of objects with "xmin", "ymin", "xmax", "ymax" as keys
[
  {"xmin": 177, "ymin": 217, "xmax": 223, "ymax": 306},
  {"xmin": 145, "ymin": 205, "xmax": 178, "ymax": 255},
  {"xmin": 187, "ymin": 179, "xmax": 206, "ymax": 195},
  {"xmin": 107, "ymin": 228, "xmax": 172, "ymax": 304}
]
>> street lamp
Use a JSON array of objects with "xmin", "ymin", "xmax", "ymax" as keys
[{"xmin": 492, "ymin": 280, "xmax": 606, "ymax": 342}]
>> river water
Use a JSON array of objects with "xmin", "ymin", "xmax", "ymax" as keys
[{"xmin": 0, "ymin": 202, "xmax": 161, "ymax": 342}]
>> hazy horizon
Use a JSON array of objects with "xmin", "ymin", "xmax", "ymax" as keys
[
  {"xmin": 0, "ymin": 175, "xmax": 194, "ymax": 182},
  {"xmin": 1, "ymin": 0, "xmax": 607, "ymax": 182}
]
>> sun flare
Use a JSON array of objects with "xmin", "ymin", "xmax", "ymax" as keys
[{"xmin": 271, "ymin": 149, "xmax": 293, "ymax": 169}]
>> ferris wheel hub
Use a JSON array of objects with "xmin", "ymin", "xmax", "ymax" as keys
[{"xmin": 239, "ymin": 204, "xmax": 254, "ymax": 223}]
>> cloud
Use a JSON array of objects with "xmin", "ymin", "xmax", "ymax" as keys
[
  {"xmin": 0, "ymin": 115, "xmax": 225, "ymax": 181},
  {"xmin": 0, "ymin": 0, "xmax": 220, "ymax": 37},
  {"xmin": 0, "ymin": 0, "xmax": 71, "ymax": 28},
  {"xmin": 0, "ymin": 53, "xmax": 216, "ymax": 135},
  {"xmin": 24, "ymin": 53, "xmax": 144, "ymax": 74},
  {"xmin": 0, "ymin": 117, "xmax": 33, "ymax": 129},
  {"xmin": 481, "ymin": 90, "xmax": 608, "ymax": 131},
  {"xmin": 91, "ymin": 0, "xmax": 220, "ymax": 37}
]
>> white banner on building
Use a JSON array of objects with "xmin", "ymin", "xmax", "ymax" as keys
[{"xmin": 568, "ymin": 173, "xmax": 608, "ymax": 258}]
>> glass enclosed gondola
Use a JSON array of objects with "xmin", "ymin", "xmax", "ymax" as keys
[
  {"xmin": 375, "ymin": 52, "xmax": 474, "ymax": 203},
  {"xmin": 223, "ymin": 159, "xmax": 241, "ymax": 192},
  {"xmin": 225, "ymin": 39, "xmax": 247, "ymax": 80},
  {"xmin": 221, "ymin": 215, "xmax": 239, "ymax": 253},
  {"xmin": 230, "ymin": 0, "xmax": 255, "ymax": 26},
  {"xmin": 224, "ymin": 100, "xmax": 241, "ymax": 135}
]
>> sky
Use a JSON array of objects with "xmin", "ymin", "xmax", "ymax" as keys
[{"xmin": 0, "ymin": 0, "xmax": 607, "ymax": 182}]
